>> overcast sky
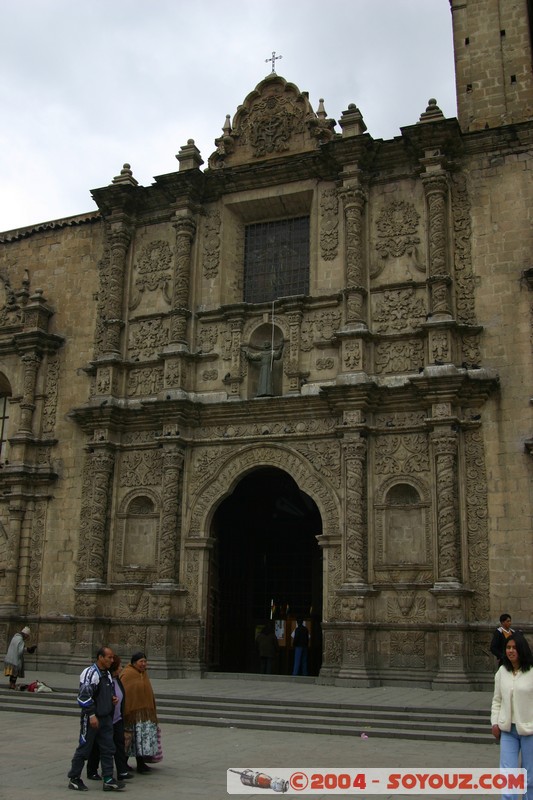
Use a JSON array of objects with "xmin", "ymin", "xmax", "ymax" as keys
[{"xmin": 0, "ymin": 0, "xmax": 456, "ymax": 232}]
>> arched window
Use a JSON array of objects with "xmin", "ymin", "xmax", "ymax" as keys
[
  {"xmin": 384, "ymin": 482, "xmax": 426, "ymax": 564},
  {"xmin": 122, "ymin": 495, "xmax": 158, "ymax": 567}
]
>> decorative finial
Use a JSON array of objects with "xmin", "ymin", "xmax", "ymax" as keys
[
  {"xmin": 418, "ymin": 98, "xmax": 445, "ymax": 124},
  {"xmin": 111, "ymin": 163, "xmax": 138, "ymax": 186},
  {"xmin": 265, "ymin": 51, "xmax": 282, "ymax": 74}
]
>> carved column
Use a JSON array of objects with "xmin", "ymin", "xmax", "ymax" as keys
[
  {"xmin": 342, "ymin": 435, "xmax": 368, "ymax": 586},
  {"xmin": 18, "ymin": 352, "xmax": 41, "ymax": 433},
  {"xmin": 285, "ymin": 309, "xmax": 307, "ymax": 393},
  {"xmin": 432, "ymin": 430, "xmax": 461, "ymax": 584},
  {"xmin": 76, "ymin": 448, "xmax": 115, "ymax": 587},
  {"xmin": 0, "ymin": 504, "xmax": 26, "ymax": 612},
  {"xmin": 170, "ymin": 214, "xmax": 196, "ymax": 345},
  {"xmin": 224, "ymin": 315, "xmax": 244, "ymax": 398},
  {"xmin": 339, "ymin": 183, "xmax": 367, "ymax": 328},
  {"xmin": 103, "ymin": 223, "xmax": 131, "ymax": 355},
  {"xmin": 422, "ymin": 165, "xmax": 452, "ymax": 320},
  {"xmin": 156, "ymin": 444, "xmax": 185, "ymax": 585}
]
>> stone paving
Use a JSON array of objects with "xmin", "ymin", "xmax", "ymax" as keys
[{"xmin": 0, "ymin": 671, "xmax": 500, "ymax": 800}]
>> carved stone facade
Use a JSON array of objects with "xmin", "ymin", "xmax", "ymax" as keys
[{"xmin": 0, "ymin": 2, "xmax": 532, "ymax": 686}]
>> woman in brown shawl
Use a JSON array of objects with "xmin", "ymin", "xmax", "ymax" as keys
[{"xmin": 120, "ymin": 652, "xmax": 161, "ymax": 773}]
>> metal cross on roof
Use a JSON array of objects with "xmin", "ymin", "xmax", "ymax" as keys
[{"xmin": 265, "ymin": 51, "xmax": 282, "ymax": 74}]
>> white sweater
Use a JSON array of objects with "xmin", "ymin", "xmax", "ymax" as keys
[{"xmin": 491, "ymin": 665, "xmax": 533, "ymax": 735}]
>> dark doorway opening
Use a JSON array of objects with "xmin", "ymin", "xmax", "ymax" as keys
[{"xmin": 207, "ymin": 467, "xmax": 323, "ymax": 675}]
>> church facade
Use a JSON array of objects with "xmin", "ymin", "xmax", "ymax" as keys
[{"xmin": 1, "ymin": 0, "xmax": 532, "ymax": 687}]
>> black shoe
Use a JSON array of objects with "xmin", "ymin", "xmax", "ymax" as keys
[
  {"xmin": 88, "ymin": 773, "xmax": 102, "ymax": 781},
  {"xmin": 68, "ymin": 777, "xmax": 89, "ymax": 791},
  {"xmin": 136, "ymin": 764, "xmax": 152, "ymax": 774},
  {"xmin": 118, "ymin": 772, "xmax": 134, "ymax": 779},
  {"xmin": 102, "ymin": 779, "xmax": 125, "ymax": 791}
]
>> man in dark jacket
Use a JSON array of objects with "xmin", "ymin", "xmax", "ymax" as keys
[
  {"xmin": 67, "ymin": 646, "xmax": 123, "ymax": 792},
  {"xmin": 490, "ymin": 613, "xmax": 515, "ymax": 665}
]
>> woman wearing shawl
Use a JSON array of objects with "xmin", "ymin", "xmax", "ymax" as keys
[
  {"xmin": 121, "ymin": 652, "xmax": 162, "ymax": 773},
  {"xmin": 4, "ymin": 626, "xmax": 36, "ymax": 688}
]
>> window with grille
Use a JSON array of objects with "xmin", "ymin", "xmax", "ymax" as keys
[{"xmin": 244, "ymin": 216, "xmax": 310, "ymax": 304}]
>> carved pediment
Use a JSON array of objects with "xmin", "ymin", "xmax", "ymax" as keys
[{"xmin": 208, "ymin": 74, "xmax": 336, "ymax": 169}]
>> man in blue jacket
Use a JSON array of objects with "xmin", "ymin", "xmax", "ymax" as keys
[{"xmin": 67, "ymin": 646, "xmax": 123, "ymax": 792}]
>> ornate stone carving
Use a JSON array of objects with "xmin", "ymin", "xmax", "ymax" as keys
[
  {"xmin": 103, "ymin": 223, "xmax": 132, "ymax": 354},
  {"xmin": 187, "ymin": 445, "xmax": 340, "ymax": 544},
  {"xmin": 464, "ymin": 429, "xmax": 490, "ymax": 620},
  {"xmin": 374, "ymin": 338, "xmax": 424, "ymax": 374},
  {"xmin": 390, "ymin": 630, "xmax": 425, "ymax": 667},
  {"xmin": 300, "ymin": 310, "xmax": 341, "ymax": 351},
  {"xmin": 372, "ymin": 287, "xmax": 426, "ymax": 334},
  {"xmin": 130, "ymin": 240, "xmax": 173, "ymax": 309},
  {"xmin": 324, "ymin": 630, "xmax": 342, "ymax": 665},
  {"xmin": 76, "ymin": 449, "xmax": 115, "ymax": 584},
  {"xmin": 19, "ymin": 352, "xmax": 41, "ymax": 433},
  {"xmin": 385, "ymin": 593, "xmax": 427, "ymax": 622},
  {"xmin": 375, "ymin": 411, "xmax": 426, "ymax": 428},
  {"xmin": 42, "ymin": 354, "xmax": 60, "ymax": 434},
  {"xmin": 117, "ymin": 589, "xmax": 150, "ymax": 618},
  {"xmin": 430, "ymin": 330, "xmax": 450, "ymax": 363},
  {"xmin": 120, "ymin": 451, "xmax": 163, "ymax": 487},
  {"xmin": 126, "ymin": 367, "xmax": 164, "ymax": 397},
  {"xmin": 159, "ymin": 447, "xmax": 184, "ymax": 582},
  {"xmin": 343, "ymin": 437, "xmax": 367, "ymax": 583},
  {"xmin": 374, "ymin": 434, "xmax": 430, "ymax": 476},
  {"xmin": 451, "ymin": 173, "xmax": 477, "ymax": 325},
  {"xmin": 342, "ymin": 339, "xmax": 362, "ymax": 371},
  {"xmin": 293, "ymin": 441, "xmax": 341, "ymax": 488},
  {"xmin": 461, "ymin": 333, "xmax": 482, "ymax": 367},
  {"xmin": 340, "ymin": 596, "xmax": 365, "ymax": 622},
  {"xmin": 199, "ymin": 369, "xmax": 215, "ymax": 382},
  {"xmin": 344, "ymin": 630, "xmax": 365, "ymax": 663},
  {"xmin": 432, "ymin": 431, "xmax": 460, "ymax": 582},
  {"xmin": 170, "ymin": 215, "xmax": 196, "ymax": 344},
  {"xmin": 320, "ymin": 188, "xmax": 339, "ymax": 261},
  {"xmin": 198, "ymin": 324, "xmax": 218, "ymax": 354},
  {"xmin": 339, "ymin": 186, "xmax": 366, "ymax": 288},
  {"xmin": 26, "ymin": 500, "xmax": 47, "ymax": 615},
  {"xmin": 184, "ymin": 550, "xmax": 200, "ymax": 616},
  {"xmin": 375, "ymin": 201, "xmax": 420, "ymax": 259},
  {"xmin": 202, "ymin": 211, "xmax": 221, "ymax": 279},
  {"xmin": 128, "ymin": 318, "xmax": 168, "ymax": 360},
  {"xmin": 0, "ymin": 271, "xmax": 23, "ymax": 327},
  {"xmin": 316, "ymin": 357, "xmax": 334, "ymax": 371},
  {"xmin": 423, "ymin": 175, "xmax": 448, "ymax": 276}
]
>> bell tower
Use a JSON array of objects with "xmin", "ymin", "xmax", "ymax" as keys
[{"xmin": 450, "ymin": 0, "xmax": 533, "ymax": 130}]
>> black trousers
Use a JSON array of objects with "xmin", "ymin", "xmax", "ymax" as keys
[
  {"xmin": 68, "ymin": 714, "xmax": 115, "ymax": 780},
  {"xmin": 87, "ymin": 718, "xmax": 129, "ymax": 777}
]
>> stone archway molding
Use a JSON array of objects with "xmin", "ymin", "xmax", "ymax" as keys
[{"xmin": 186, "ymin": 442, "xmax": 340, "ymax": 540}]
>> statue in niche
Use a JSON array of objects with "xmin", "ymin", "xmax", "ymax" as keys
[{"xmin": 244, "ymin": 340, "xmax": 284, "ymax": 397}]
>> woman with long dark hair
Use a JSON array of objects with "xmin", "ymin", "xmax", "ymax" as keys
[{"xmin": 491, "ymin": 633, "xmax": 533, "ymax": 799}]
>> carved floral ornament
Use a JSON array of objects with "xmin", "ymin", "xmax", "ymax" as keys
[
  {"xmin": 208, "ymin": 75, "xmax": 335, "ymax": 168},
  {"xmin": 375, "ymin": 200, "xmax": 421, "ymax": 259},
  {"xmin": 130, "ymin": 240, "xmax": 173, "ymax": 309}
]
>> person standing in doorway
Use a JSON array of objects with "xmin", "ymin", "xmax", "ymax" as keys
[
  {"xmin": 490, "ymin": 613, "xmax": 515, "ymax": 666},
  {"xmin": 256, "ymin": 623, "xmax": 279, "ymax": 674},
  {"xmin": 291, "ymin": 620, "xmax": 309, "ymax": 677}
]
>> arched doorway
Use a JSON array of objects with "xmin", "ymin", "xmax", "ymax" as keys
[{"xmin": 207, "ymin": 466, "xmax": 323, "ymax": 675}]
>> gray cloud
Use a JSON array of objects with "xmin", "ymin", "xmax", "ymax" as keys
[{"xmin": 0, "ymin": 0, "xmax": 456, "ymax": 230}]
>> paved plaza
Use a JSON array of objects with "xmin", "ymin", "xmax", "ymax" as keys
[{"xmin": 0, "ymin": 672, "xmax": 500, "ymax": 800}]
